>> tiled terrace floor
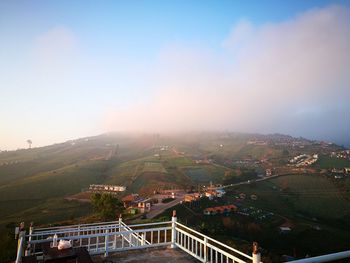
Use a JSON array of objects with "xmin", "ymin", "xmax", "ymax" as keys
[{"xmin": 92, "ymin": 247, "xmax": 200, "ymax": 263}]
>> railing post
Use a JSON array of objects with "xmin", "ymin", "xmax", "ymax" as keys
[
  {"xmin": 15, "ymin": 222, "xmax": 26, "ymax": 263},
  {"xmin": 78, "ymin": 224, "xmax": 82, "ymax": 247},
  {"xmin": 203, "ymin": 237, "xmax": 208, "ymax": 263},
  {"xmin": 252, "ymin": 242, "xmax": 261, "ymax": 263},
  {"xmin": 141, "ymin": 233, "xmax": 145, "ymax": 246},
  {"xmin": 171, "ymin": 210, "xmax": 177, "ymax": 249},
  {"xmin": 104, "ymin": 229, "xmax": 109, "ymax": 257},
  {"xmin": 118, "ymin": 214, "xmax": 122, "ymax": 234},
  {"xmin": 25, "ymin": 222, "xmax": 34, "ymax": 256}
]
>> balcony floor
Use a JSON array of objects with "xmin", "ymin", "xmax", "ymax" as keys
[{"xmin": 92, "ymin": 247, "xmax": 200, "ymax": 263}]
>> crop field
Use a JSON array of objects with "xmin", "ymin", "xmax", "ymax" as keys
[
  {"xmin": 2, "ymin": 133, "xmax": 350, "ymax": 262},
  {"xmin": 164, "ymin": 156, "xmax": 193, "ymax": 166},
  {"xmin": 0, "ymin": 198, "xmax": 91, "ymax": 228},
  {"xmin": 0, "ymin": 160, "xmax": 107, "ymax": 201},
  {"xmin": 235, "ymin": 145, "xmax": 283, "ymax": 159},
  {"xmin": 314, "ymin": 155, "xmax": 350, "ymax": 169},
  {"xmin": 143, "ymin": 162, "xmax": 167, "ymax": 173},
  {"xmin": 230, "ymin": 174, "xmax": 350, "ymax": 220},
  {"xmin": 271, "ymin": 174, "xmax": 350, "ymax": 219},
  {"xmin": 183, "ymin": 167, "xmax": 210, "ymax": 182},
  {"xmin": 129, "ymin": 172, "xmax": 187, "ymax": 194},
  {"xmin": 0, "ymin": 159, "xmax": 108, "ymax": 225},
  {"xmin": 105, "ymin": 160, "xmax": 143, "ymax": 186},
  {"xmin": 182, "ymin": 165, "xmax": 227, "ymax": 183}
]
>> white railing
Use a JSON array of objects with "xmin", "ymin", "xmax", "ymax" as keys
[
  {"xmin": 175, "ymin": 221, "xmax": 253, "ymax": 263},
  {"xmin": 16, "ymin": 216, "xmax": 255, "ymax": 263},
  {"xmin": 119, "ymin": 221, "xmax": 151, "ymax": 247},
  {"xmin": 27, "ymin": 220, "xmax": 172, "ymax": 257},
  {"xmin": 15, "ymin": 213, "xmax": 350, "ymax": 263},
  {"xmin": 34, "ymin": 220, "xmax": 120, "ymax": 231}
]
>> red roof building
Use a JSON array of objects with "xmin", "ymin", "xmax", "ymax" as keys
[{"xmin": 203, "ymin": 205, "xmax": 237, "ymax": 215}]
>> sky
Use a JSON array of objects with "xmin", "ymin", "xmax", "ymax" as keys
[{"xmin": 1, "ymin": 0, "xmax": 350, "ymax": 150}]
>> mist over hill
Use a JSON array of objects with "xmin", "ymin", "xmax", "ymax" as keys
[{"xmin": 1, "ymin": 131, "xmax": 350, "ymax": 262}]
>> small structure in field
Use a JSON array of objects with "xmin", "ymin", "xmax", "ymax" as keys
[
  {"xmin": 279, "ymin": 226, "xmax": 292, "ymax": 234},
  {"xmin": 203, "ymin": 205, "xmax": 237, "ymax": 215},
  {"xmin": 89, "ymin": 184, "xmax": 126, "ymax": 195},
  {"xmin": 184, "ymin": 193, "xmax": 201, "ymax": 203},
  {"xmin": 204, "ymin": 189, "xmax": 226, "ymax": 200},
  {"xmin": 250, "ymin": 194, "xmax": 258, "ymax": 200},
  {"xmin": 265, "ymin": 169, "xmax": 272, "ymax": 177}
]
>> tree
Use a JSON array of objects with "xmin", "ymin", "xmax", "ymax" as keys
[
  {"xmin": 91, "ymin": 193, "xmax": 124, "ymax": 220},
  {"xmin": 27, "ymin": 139, "xmax": 32, "ymax": 149}
]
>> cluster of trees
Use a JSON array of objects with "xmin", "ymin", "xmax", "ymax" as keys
[{"xmin": 90, "ymin": 193, "xmax": 124, "ymax": 220}]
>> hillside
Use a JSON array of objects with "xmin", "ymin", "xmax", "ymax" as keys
[{"xmin": 1, "ymin": 132, "xmax": 350, "ymax": 262}]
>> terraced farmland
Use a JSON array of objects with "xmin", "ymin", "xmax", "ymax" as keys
[{"xmin": 143, "ymin": 162, "xmax": 167, "ymax": 173}]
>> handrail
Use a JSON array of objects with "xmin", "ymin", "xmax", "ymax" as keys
[
  {"xmin": 21, "ymin": 217, "xmax": 350, "ymax": 263},
  {"xmin": 119, "ymin": 221, "xmax": 151, "ymax": 245},
  {"xmin": 25, "ymin": 219, "xmax": 259, "ymax": 263},
  {"xmin": 176, "ymin": 221, "xmax": 253, "ymax": 260},
  {"xmin": 28, "ymin": 227, "xmax": 172, "ymax": 245},
  {"xmin": 28, "ymin": 224, "xmax": 120, "ymax": 237},
  {"xmin": 119, "ymin": 221, "xmax": 172, "ymax": 229},
  {"xmin": 31, "ymin": 221, "xmax": 172, "ymax": 237},
  {"xmin": 34, "ymin": 220, "xmax": 120, "ymax": 231}
]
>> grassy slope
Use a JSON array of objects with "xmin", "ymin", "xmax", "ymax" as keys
[
  {"xmin": 228, "ymin": 174, "xmax": 350, "ymax": 220},
  {"xmin": 314, "ymin": 155, "xmax": 350, "ymax": 169},
  {"xmin": 272, "ymin": 174, "xmax": 350, "ymax": 218}
]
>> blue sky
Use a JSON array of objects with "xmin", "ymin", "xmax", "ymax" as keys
[{"xmin": 1, "ymin": 0, "xmax": 350, "ymax": 149}]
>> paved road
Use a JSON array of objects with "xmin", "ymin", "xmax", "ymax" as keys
[
  {"xmin": 218, "ymin": 172, "xmax": 303, "ymax": 189},
  {"xmin": 147, "ymin": 197, "xmax": 184, "ymax": 219}
]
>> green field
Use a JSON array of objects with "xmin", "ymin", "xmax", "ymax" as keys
[
  {"xmin": 227, "ymin": 174, "xmax": 350, "ymax": 220},
  {"xmin": 0, "ymin": 198, "xmax": 92, "ymax": 227},
  {"xmin": 235, "ymin": 145, "xmax": 283, "ymax": 159},
  {"xmin": 183, "ymin": 167, "xmax": 210, "ymax": 182},
  {"xmin": 272, "ymin": 174, "xmax": 350, "ymax": 219},
  {"xmin": 143, "ymin": 162, "xmax": 167, "ymax": 173},
  {"xmin": 1, "ymin": 133, "xmax": 350, "ymax": 262},
  {"xmin": 182, "ymin": 165, "xmax": 226, "ymax": 183},
  {"xmin": 314, "ymin": 155, "xmax": 350, "ymax": 169}
]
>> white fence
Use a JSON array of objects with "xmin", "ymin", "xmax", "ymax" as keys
[
  {"xmin": 24, "ymin": 219, "xmax": 172, "ymax": 258},
  {"xmin": 175, "ymin": 222, "xmax": 252, "ymax": 263},
  {"xmin": 15, "ymin": 214, "xmax": 350, "ymax": 263}
]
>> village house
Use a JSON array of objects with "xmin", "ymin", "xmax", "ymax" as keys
[
  {"xmin": 122, "ymin": 194, "xmax": 139, "ymax": 208},
  {"xmin": 203, "ymin": 205, "xmax": 237, "ymax": 215},
  {"xmin": 89, "ymin": 184, "xmax": 126, "ymax": 195},
  {"xmin": 250, "ymin": 194, "xmax": 258, "ymax": 200},
  {"xmin": 239, "ymin": 193, "xmax": 246, "ymax": 199},
  {"xmin": 265, "ymin": 169, "xmax": 272, "ymax": 176},
  {"xmin": 137, "ymin": 198, "xmax": 152, "ymax": 213},
  {"xmin": 279, "ymin": 226, "xmax": 292, "ymax": 234},
  {"xmin": 204, "ymin": 189, "xmax": 226, "ymax": 200},
  {"xmin": 184, "ymin": 193, "xmax": 201, "ymax": 202},
  {"xmin": 122, "ymin": 194, "xmax": 152, "ymax": 214},
  {"xmin": 204, "ymin": 191, "xmax": 216, "ymax": 200}
]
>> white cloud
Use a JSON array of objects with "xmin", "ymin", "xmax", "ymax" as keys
[{"xmin": 105, "ymin": 5, "xmax": 350, "ymax": 141}]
